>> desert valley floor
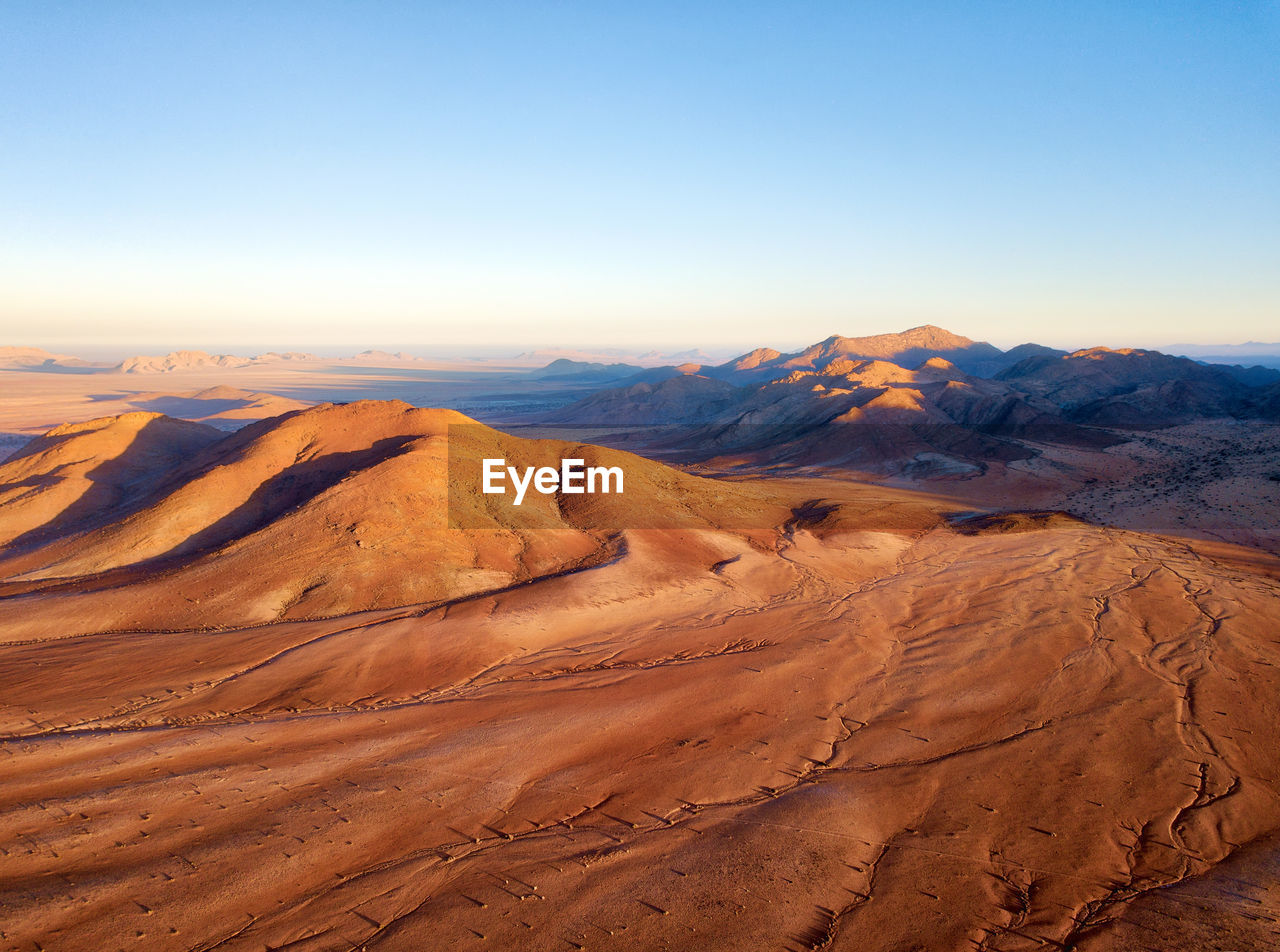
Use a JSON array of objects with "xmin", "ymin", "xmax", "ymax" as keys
[{"xmin": 2, "ymin": 340, "xmax": 1279, "ymax": 951}]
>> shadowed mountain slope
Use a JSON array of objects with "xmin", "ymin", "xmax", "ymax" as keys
[
  {"xmin": 998, "ymin": 347, "xmax": 1280, "ymax": 424},
  {"xmin": 123, "ymin": 385, "xmax": 312, "ymax": 428},
  {"xmin": 528, "ymin": 358, "xmax": 646, "ymax": 382},
  {"xmin": 545, "ymin": 339, "xmax": 1280, "ymax": 474},
  {"xmin": 0, "ymin": 412, "xmax": 225, "ymax": 548},
  {"xmin": 546, "ymin": 374, "xmax": 744, "ymax": 425},
  {"xmin": 0, "ymin": 400, "xmax": 797, "ymax": 636},
  {"xmin": 548, "ymin": 355, "xmax": 1097, "ymax": 473}
]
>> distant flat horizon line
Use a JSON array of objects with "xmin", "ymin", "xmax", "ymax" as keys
[{"xmin": 5, "ymin": 326, "xmax": 1280, "ymax": 366}]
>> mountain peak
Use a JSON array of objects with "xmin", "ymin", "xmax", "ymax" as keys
[
  {"xmin": 725, "ymin": 347, "xmax": 783, "ymax": 371},
  {"xmin": 784, "ymin": 326, "xmax": 1000, "ymax": 375}
]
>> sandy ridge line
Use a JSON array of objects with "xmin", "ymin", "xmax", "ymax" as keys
[
  {"xmin": 0, "ymin": 636, "xmax": 776, "ymax": 745},
  {"xmin": 0, "ymin": 538, "xmax": 633, "ymax": 738},
  {"xmin": 0, "ymin": 531, "xmax": 628, "ymax": 647}
]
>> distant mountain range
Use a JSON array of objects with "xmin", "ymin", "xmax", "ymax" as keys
[
  {"xmin": 712, "ymin": 325, "xmax": 1021, "ymax": 378},
  {"xmin": 5, "ymin": 325, "xmax": 1280, "ymax": 480},
  {"xmin": 537, "ymin": 326, "xmax": 1280, "ymax": 473},
  {"xmin": 0, "ymin": 347, "xmax": 432, "ymax": 374},
  {"xmin": 118, "ymin": 350, "xmax": 319, "ymax": 373},
  {"xmin": 7, "ymin": 329, "xmax": 1280, "ymax": 380},
  {"xmin": 531, "ymin": 326, "xmax": 1049, "ymax": 385},
  {"xmin": 0, "ymin": 346, "xmax": 96, "ymax": 371}
]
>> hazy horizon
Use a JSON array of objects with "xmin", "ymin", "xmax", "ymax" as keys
[{"xmin": 7, "ymin": 324, "xmax": 1280, "ymax": 366}]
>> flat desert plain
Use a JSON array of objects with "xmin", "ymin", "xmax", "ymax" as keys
[{"xmin": 1, "ymin": 363, "xmax": 1279, "ymax": 951}]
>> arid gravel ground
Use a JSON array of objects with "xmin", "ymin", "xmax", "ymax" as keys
[{"xmin": 1, "ymin": 403, "xmax": 1278, "ymax": 951}]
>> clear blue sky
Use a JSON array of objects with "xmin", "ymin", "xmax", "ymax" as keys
[{"xmin": 1, "ymin": 1, "xmax": 1276, "ymax": 354}]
